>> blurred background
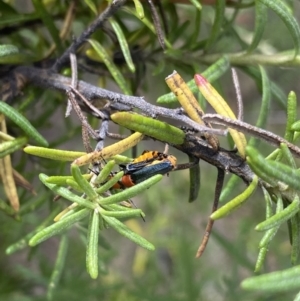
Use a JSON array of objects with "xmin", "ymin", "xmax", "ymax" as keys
[{"xmin": 1, "ymin": 0, "xmax": 300, "ymax": 300}]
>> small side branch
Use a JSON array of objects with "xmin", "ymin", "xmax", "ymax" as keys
[
  {"xmin": 203, "ymin": 114, "xmax": 300, "ymax": 158},
  {"xmin": 195, "ymin": 168, "xmax": 225, "ymax": 258}
]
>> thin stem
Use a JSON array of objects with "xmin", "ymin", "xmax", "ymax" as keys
[
  {"xmin": 195, "ymin": 168, "xmax": 224, "ymax": 258},
  {"xmin": 146, "ymin": 0, "xmax": 165, "ymax": 49},
  {"xmin": 66, "ymin": 90, "xmax": 98, "ymax": 141},
  {"xmin": 198, "ymin": 51, "xmax": 300, "ymax": 67},
  {"xmin": 231, "ymin": 68, "xmax": 243, "ymax": 121},
  {"xmin": 65, "ymin": 53, "xmax": 78, "ymax": 117},
  {"xmin": 203, "ymin": 114, "xmax": 300, "ymax": 158},
  {"xmin": 70, "ymin": 87, "xmax": 108, "ymax": 120}
]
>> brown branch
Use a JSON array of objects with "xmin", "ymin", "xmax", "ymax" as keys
[
  {"xmin": 174, "ymin": 134, "xmax": 254, "ymax": 184},
  {"xmin": 1, "ymin": 63, "xmax": 257, "ymax": 186},
  {"xmin": 7, "ymin": 66, "xmax": 226, "ymax": 137}
]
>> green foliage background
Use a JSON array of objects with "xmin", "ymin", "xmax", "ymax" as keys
[{"xmin": 1, "ymin": 0, "xmax": 300, "ymax": 300}]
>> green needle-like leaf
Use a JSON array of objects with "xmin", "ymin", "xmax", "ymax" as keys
[
  {"xmin": 254, "ymin": 247, "xmax": 268, "ymax": 273},
  {"xmin": 157, "ymin": 56, "xmax": 229, "ymax": 104},
  {"xmin": 258, "ymin": 220, "xmax": 280, "ymax": 248},
  {"xmin": 291, "ymin": 120, "xmax": 300, "ymax": 131},
  {"xmin": 32, "ymin": 0, "xmax": 63, "ymax": 53},
  {"xmin": 84, "ymin": 0, "xmax": 97, "ymax": 15},
  {"xmin": 0, "ymin": 102, "xmax": 48, "ymax": 147},
  {"xmin": 258, "ymin": 0, "xmax": 300, "ymax": 57},
  {"xmin": 205, "ymin": 0, "xmax": 225, "ymax": 50},
  {"xmin": 47, "ymin": 235, "xmax": 68, "ymax": 300},
  {"xmin": 103, "ymin": 215, "xmax": 154, "ymax": 250},
  {"xmin": 263, "ymin": 186, "xmax": 275, "ymax": 219},
  {"xmin": 290, "ymin": 212, "xmax": 300, "ymax": 265},
  {"xmin": 188, "ymin": 0, "xmax": 202, "ymax": 11},
  {"xmin": 0, "ymin": 197, "xmax": 19, "ymax": 217},
  {"xmin": 294, "ymin": 291, "xmax": 300, "ymax": 301},
  {"xmin": 71, "ymin": 164, "xmax": 98, "ymax": 201},
  {"xmin": 87, "ymin": 39, "xmax": 132, "ymax": 95},
  {"xmin": 65, "ymin": 179, "xmax": 84, "ymax": 193},
  {"xmin": 220, "ymin": 175, "xmax": 240, "ymax": 203},
  {"xmin": 109, "ymin": 18, "xmax": 136, "ymax": 73},
  {"xmin": 111, "ymin": 155, "xmax": 132, "ymax": 164},
  {"xmin": 0, "ymin": 44, "xmax": 18, "ymax": 57},
  {"xmin": 188, "ymin": 157, "xmax": 200, "ymax": 203},
  {"xmin": 259, "ymin": 219, "xmax": 280, "ymax": 248},
  {"xmin": 46, "ymin": 174, "xmax": 91, "ymax": 186},
  {"xmin": 39, "ymin": 174, "xmax": 96, "ymax": 210},
  {"xmin": 101, "ymin": 208, "xmax": 143, "ymax": 219},
  {"xmin": 29, "ymin": 208, "xmax": 90, "ymax": 246},
  {"xmin": 24, "ymin": 146, "xmax": 85, "ymax": 161},
  {"xmin": 101, "ymin": 203, "xmax": 133, "ymax": 212},
  {"xmin": 123, "ymin": 7, "xmax": 172, "ymax": 49},
  {"xmin": 94, "ymin": 160, "xmax": 117, "ymax": 184},
  {"xmin": 247, "ymin": 146, "xmax": 300, "ymax": 191},
  {"xmin": 111, "ymin": 112, "xmax": 185, "ymax": 145},
  {"xmin": 132, "ymin": 0, "xmax": 144, "ymax": 19},
  {"xmin": 169, "ymin": 20, "xmax": 190, "ymax": 44},
  {"xmin": 285, "ymin": 91, "xmax": 298, "ymax": 142},
  {"xmin": 98, "ymin": 174, "xmax": 163, "ymax": 205},
  {"xmin": 248, "ymin": 1, "xmax": 268, "ymax": 52},
  {"xmin": 246, "ymin": 157, "xmax": 278, "ymax": 187},
  {"xmin": 280, "ymin": 143, "xmax": 297, "ymax": 169},
  {"xmin": 86, "ymin": 210, "xmax": 100, "ymax": 279},
  {"xmin": 6, "ymin": 207, "xmax": 61, "ymax": 255},
  {"xmin": 211, "ymin": 176, "xmax": 258, "ymax": 220},
  {"xmin": 0, "ymin": 137, "xmax": 28, "ymax": 158},
  {"xmin": 188, "ymin": 9, "xmax": 202, "ymax": 49},
  {"xmin": 263, "ymin": 160, "xmax": 300, "ymax": 190},
  {"xmin": 258, "ymin": 192, "xmax": 282, "ymax": 248},
  {"xmin": 241, "ymin": 265, "xmax": 300, "ymax": 292},
  {"xmin": 95, "ymin": 171, "xmax": 124, "ymax": 195},
  {"xmin": 0, "ymin": 44, "xmax": 33, "ymax": 64},
  {"xmin": 256, "ymin": 196, "xmax": 300, "ymax": 231},
  {"xmin": 241, "ymin": 66, "xmax": 287, "ymax": 109},
  {"xmin": 249, "ymin": 66, "xmax": 271, "ymax": 147}
]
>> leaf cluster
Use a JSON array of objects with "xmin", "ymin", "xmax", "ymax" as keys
[{"xmin": 1, "ymin": 1, "xmax": 300, "ymax": 301}]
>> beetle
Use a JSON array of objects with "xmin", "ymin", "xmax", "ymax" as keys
[
  {"xmin": 111, "ymin": 151, "xmax": 177, "ymax": 189},
  {"xmin": 120, "ymin": 150, "xmax": 169, "ymax": 172}
]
